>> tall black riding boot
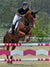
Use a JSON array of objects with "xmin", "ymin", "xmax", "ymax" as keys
[{"xmin": 11, "ymin": 25, "xmax": 15, "ymax": 34}]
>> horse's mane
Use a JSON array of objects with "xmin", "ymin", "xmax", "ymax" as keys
[
  {"xmin": 26, "ymin": 10, "xmax": 33, "ymax": 14},
  {"xmin": 25, "ymin": 10, "xmax": 33, "ymax": 18}
]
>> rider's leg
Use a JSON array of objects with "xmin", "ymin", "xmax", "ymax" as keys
[
  {"xmin": 11, "ymin": 25, "xmax": 15, "ymax": 34},
  {"xmin": 11, "ymin": 14, "xmax": 18, "ymax": 34},
  {"xmin": 11, "ymin": 14, "xmax": 21, "ymax": 34}
]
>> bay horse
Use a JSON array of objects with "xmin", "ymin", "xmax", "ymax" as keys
[{"xmin": 3, "ymin": 10, "xmax": 39, "ymax": 64}]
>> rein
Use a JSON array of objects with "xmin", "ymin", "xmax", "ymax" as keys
[
  {"xmin": 18, "ymin": 14, "xmax": 34, "ymax": 29},
  {"xmin": 19, "ymin": 17, "xmax": 29, "ymax": 27}
]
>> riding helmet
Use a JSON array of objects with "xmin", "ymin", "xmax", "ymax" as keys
[{"xmin": 22, "ymin": 2, "xmax": 28, "ymax": 6}]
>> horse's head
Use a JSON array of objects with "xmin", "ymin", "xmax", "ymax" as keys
[{"xmin": 25, "ymin": 10, "xmax": 39, "ymax": 28}]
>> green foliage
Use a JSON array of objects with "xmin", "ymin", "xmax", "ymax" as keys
[
  {"xmin": 0, "ymin": 0, "xmax": 50, "ymax": 36},
  {"xmin": 31, "ymin": 17, "xmax": 48, "ymax": 37},
  {"xmin": 36, "ymin": 30, "xmax": 47, "ymax": 37}
]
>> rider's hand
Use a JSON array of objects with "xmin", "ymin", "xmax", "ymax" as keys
[{"xmin": 22, "ymin": 14, "xmax": 25, "ymax": 17}]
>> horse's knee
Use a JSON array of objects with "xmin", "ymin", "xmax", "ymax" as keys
[
  {"xmin": 6, "ymin": 46, "xmax": 10, "ymax": 50},
  {"xmin": 19, "ymin": 31, "xmax": 25, "ymax": 36},
  {"xmin": 11, "ymin": 46, "xmax": 16, "ymax": 50}
]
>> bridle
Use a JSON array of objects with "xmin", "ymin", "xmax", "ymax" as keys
[{"xmin": 19, "ymin": 13, "xmax": 36, "ymax": 28}]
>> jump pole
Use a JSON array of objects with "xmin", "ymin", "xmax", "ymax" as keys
[
  {"xmin": 0, "ymin": 43, "xmax": 50, "ymax": 46},
  {"xmin": 0, "ymin": 58, "xmax": 50, "ymax": 61}
]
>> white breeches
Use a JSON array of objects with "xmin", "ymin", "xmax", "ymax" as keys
[{"xmin": 12, "ymin": 14, "xmax": 21, "ymax": 25}]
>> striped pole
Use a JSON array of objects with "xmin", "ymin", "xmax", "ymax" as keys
[
  {"xmin": 26, "ymin": 37, "xmax": 50, "ymax": 39},
  {"xmin": 0, "ymin": 58, "xmax": 50, "ymax": 61},
  {"xmin": 0, "ymin": 43, "xmax": 50, "ymax": 46},
  {"xmin": 25, "ymin": 37, "xmax": 50, "ymax": 41}
]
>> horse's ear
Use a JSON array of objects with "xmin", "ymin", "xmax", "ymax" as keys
[
  {"xmin": 31, "ymin": 12, "xmax": 34, "ymax": 15},
  {"xmin": 32, "ymin": 9, "xmax": 41, "ymax": 14},
  {"xmin": 31, "ymin": 11, "xmax": 38, "ymax": 15}
]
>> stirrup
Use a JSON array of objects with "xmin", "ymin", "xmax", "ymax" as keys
[{"xmin": 8, "ymin": 28, "xmax": 14, "ymax": 34}]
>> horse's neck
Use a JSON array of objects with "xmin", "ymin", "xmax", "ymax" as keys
[
  {"xmin": 20, "ymin": 16, "xmax": 29, "ymax": 27},
  {"xmin": 23, "ymin": 17, "xmax": 29, "ymax": 26}
]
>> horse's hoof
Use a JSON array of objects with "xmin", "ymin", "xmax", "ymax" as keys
[
  {"xmin": 7, "ymin": 61, "xmax": 10, "ymax": 64},
  {"xmin": 9, "ymin": 61, "xmax": 13, "ymax": 64},
  {"xmin": 7, "ymin": 62, "xmax": 13, "ymax": 65},
  {"xmin": 7, "ymin": 61, "xmax": 13, "ymax": 64}
]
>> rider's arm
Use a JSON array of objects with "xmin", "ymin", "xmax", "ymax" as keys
[
  {"xmin": 17, "ymin": 7, "xmax": 25, "ymax": 17},
  {"xmin": 17, "ymin": 12, "xmax": 25, "ymax": 17}
]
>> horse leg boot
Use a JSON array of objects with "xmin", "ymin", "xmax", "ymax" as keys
[
  {"xmin": 10, "ymin": 46, "xmax": 16, "ymax": 64},
  {"xmin": 6, "ymin": 46, "xmax": 10, "ymax": 63}
]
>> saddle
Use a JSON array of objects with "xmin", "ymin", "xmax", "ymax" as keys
[{"xmin": 8, "ymin": 21, "xmax": 19, "ymax": 34}]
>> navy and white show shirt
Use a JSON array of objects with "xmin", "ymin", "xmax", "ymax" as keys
[{"xmin": 18, "ymin": 7, "xmax": 29, "ymax": 15}]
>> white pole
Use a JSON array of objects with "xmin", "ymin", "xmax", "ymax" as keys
[{"xmin": 0, "ymin": 58, "xmax": 50, "ymax": 61}]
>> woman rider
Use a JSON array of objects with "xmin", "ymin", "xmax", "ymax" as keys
[{"xmin": 10, "ymin": 2, "xmax": 30, "ymax": 34}]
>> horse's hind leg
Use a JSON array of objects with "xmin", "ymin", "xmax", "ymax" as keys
[
  {"xmin": 10, "ymin": 46, "xmax": 16, "ymax": 64},
  {"xmin": 6, "ymin": 46, "xmax": 10, "ymax": 63}
]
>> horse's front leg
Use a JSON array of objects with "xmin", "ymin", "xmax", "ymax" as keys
[
  {"xmin": 10, "ymin": 46, "xmax": 16, "ymax": 64},
  {"xmin": 26, "ymin": 30, "xmax": 32, "ymax": 42},
  {"xmin": 19, "ymin": 31, "xmax": 25, "ymax": 41},
  {"xmin": 6, "ymin": 46, "xmax": 10, "ymax": 63}
]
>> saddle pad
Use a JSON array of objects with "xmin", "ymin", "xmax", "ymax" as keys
[
  {"xmin": 8, "ymin": 28, "xmax": 12, "ymax": 33},
  {"xmin": 15, "ymin": 22, "xmax": 19, "ymax": 30}
]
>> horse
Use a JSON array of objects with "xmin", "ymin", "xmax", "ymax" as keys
[{"xmin": 3, "ymin": 9, "xmax": 39, "ymax": 64}]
